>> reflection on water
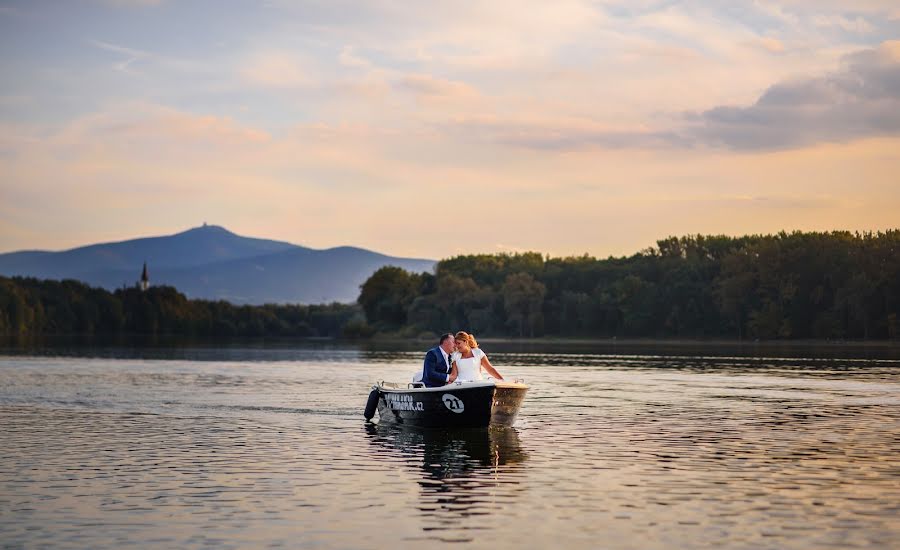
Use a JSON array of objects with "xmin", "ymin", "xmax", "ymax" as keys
[
  {"xmin": 0, "ymin": 345, "xmax": 898, "ymax": 549},
  {"xmin": 365, "ymin": 424, "xmax": 527, "ymax": 539},
  {"xmin": 3, "ymin": 334, "xmax": 900, "ymax": 362}
]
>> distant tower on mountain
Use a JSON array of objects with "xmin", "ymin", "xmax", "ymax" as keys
[{"xmin": 139, "ymin": 262, "xmax": 150, "ymax": 291}]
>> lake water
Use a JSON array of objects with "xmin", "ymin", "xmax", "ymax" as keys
[{"xmin": 1, "ymin": 343, "xmax": 898, "ymax": 549}]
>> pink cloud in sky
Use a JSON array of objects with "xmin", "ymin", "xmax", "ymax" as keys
[{"xmin": 0, "ymin": 1, "xmax": 898, "ymax": 257}]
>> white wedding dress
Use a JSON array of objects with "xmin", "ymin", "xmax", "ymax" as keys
[{"xmin": 452, "ymin": 349, "xmax": 485, "ymax": 382}]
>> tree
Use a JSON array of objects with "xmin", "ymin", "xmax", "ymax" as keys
[
  {"xmin": 501, "ymin": 272, "xmax": 546, "ymax": 337},
  {"xmin": 357, "ymin": 266, "xmax": 421, "ymax": 330}
]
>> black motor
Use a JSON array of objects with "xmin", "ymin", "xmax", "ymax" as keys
[{"xmin": 363, "ymin": 388, "xmax": 379, "ymax": 420}]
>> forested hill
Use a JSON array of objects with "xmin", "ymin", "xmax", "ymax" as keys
[
  {"xmin": 0, "ymin": 224, "xmax": 435, "ymax": 304},
  {"xmin": 4, "ymin": 231, "xmax": 898, "ymax": 341},
  {"xmin": 358, "ymin": 231, "xmax": 900, "ymax": 340}
]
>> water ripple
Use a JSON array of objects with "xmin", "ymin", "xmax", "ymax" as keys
[{"xmin": 0, "ymin": 350, "xmax": 898, "ymax": 548}]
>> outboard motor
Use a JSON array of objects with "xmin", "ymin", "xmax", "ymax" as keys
[{"xmin": 363, "ymin": 387, "xmax": 379, "ymax": 420}]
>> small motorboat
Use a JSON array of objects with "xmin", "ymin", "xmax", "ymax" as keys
[{"xmin": 364, "ymin": 380, "xmax": 528, "ymax": 428}]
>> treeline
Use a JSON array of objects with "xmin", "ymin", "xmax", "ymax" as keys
[
  {"xmin": 359, "ymin": 231, "xmax": 900, "ymax": 340},
  {"xmin": 0, "ymin": 277, "xmax": 367, "ymax": 338}
]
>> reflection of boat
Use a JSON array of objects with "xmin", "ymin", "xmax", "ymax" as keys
[
  {"xmin": 365, "ymin": 422, "xmax": 527, "ymax": 470},
  {"xmin": 365, "ymin": 423, "xmax": 528, "ymax": 537},
  {"xmin": 364, "ymin": 380, "xmax": 528, "ymax": 428}
]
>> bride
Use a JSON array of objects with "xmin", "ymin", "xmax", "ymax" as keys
[{"xmin": 450, "ymin": 331, "xmax": 504, "ymax": 382}]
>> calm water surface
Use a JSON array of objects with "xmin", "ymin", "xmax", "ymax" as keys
[{"xmin": 1, "ymin": 345, "xmax": 898, "ymax": 549}]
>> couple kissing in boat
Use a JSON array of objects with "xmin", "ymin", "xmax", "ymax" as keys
[
  {"xmin": 364, "ymin": 331, "xmax": 527, "ymax": 427},
  {"xmin": 417, "ymin": 331, "xmax": 503, "ymax": 388}
]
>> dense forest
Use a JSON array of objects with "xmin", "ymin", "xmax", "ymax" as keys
[
  {"xmin": 3, "ymin": 231, "xmax": 898, "ymax": 341},
  {"xmin": 358, "ymin": 231, "xmax": 900, "ymax": 340},
  {"xmin": 0, "ymin": 277, "xmax": 367, "ymax": 338}
]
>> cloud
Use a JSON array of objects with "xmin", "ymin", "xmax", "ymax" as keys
[
  {"xmin": 88, "ymin": 39, "xmax": 201, "ymax": 78},
  {"xmin": 90, "ymin": 39, "xmax": 151, "ymax": 74},
  {"xmin": 3, "ymin": 1, "xmax": 900, "ymax": 255},
  {"xmin": 240, "ymin": 52, "xmax": 314, "ymax": 89},
  {"xmin": 2, "ymin": 102, "xmax": 898, "ymax": 257},
  {"xmin": 443, "ymin": 115, "xmax": 684, "ymax": 151},
  {"xmin": 757, "ymin": 37, "xmax": 786, "ymax": 54},
  {"xmin": 429, "ymin": 42, "xmax": 900, "ymax": 153},
  {"xmin": 688, "ymin": 41, "xmax": 900, "ymax": 150},
  {"xmin": 394, "ymin": 74, "xmax": 478, "ymax": 100},
  {"xmin": 90, "ymin": 40, "xmax": 148, "ymax": 57},
  {"xmin": 24, "ymin": 103, "xmax": 271, "ymax": 178},
  {"xmin": 811, "ymin": 14, "xmax": 875, "ymax": 33},
  {"xmin": 98, "ymin": 0, "xmax": 165, "ymax": 7},
  {"xmin": 338, "ymin": 46, "xmax": 371, "ymax": 69}
]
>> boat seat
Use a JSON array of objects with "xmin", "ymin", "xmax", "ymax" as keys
[{"xmin": 380, "ymin": 381, "xmax": 426, "ymax": 389}]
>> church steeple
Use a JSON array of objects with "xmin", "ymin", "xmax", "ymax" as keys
[{"xmin": 139, "ymin": 262, "xmax": 150, "ymax": 291}]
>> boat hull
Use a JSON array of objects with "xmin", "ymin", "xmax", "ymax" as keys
[
  {"xmin": 491, "ymin": 382, "xmax": 529, "ymax": 427},
  {"xmin": 375, "ymin": 381, "xmax": 527, "ymax": 428}
]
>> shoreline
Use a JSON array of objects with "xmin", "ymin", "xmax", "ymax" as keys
[
  {"xmin": 372, "ymin": 335, "xmax": 900, "ymax": 348},
  {"xmin": 2, "ymin": 334, "xmax": 898, "ymax": 361},
  {"xmin": 1, "ymin": 334, "xmax": 898, "ymax": 361},
  {"xmin": 1, "ymin": 333, "xmax": 898, "ymax": 348}
]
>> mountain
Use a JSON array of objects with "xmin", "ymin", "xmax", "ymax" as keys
[{"xmin": 0, "ymin": 225, "xmax": 436, "ymax": 304}]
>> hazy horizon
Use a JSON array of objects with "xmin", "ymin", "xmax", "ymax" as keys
[
  {"xmin": 1, "ymin": 1, "xmax": 898, "ymax": 258},
  {"xmin": 0, "ymin": 223, "xmax": 440, "ymax": 259},
  {"xmin": 1, "ymin": 222, "xmax": 898, "ymax": 262}
]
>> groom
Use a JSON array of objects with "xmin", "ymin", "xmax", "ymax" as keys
[{"xmin": 422, "ymin": 333, "xmax": 458, "ymax": 387}]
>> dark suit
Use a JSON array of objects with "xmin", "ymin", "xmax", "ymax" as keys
[{"xmin": 422, "ymin": 346, "xmax": 452, "ymax": 388}]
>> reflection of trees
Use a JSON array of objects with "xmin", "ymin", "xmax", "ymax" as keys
[{"xmin": 365, "ymin": 423, "xmax": 527, "ymax": 536}]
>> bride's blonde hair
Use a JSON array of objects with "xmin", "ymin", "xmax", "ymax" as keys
[{"xmin": 455, "ymin": 331, "xmax": 478, "ymax": 349}]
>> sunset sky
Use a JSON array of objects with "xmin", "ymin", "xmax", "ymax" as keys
[{"xmin": 1, "ymin": 1, "xmax": 898, "ymax": 259}]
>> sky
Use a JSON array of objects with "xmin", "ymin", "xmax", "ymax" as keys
[{"xmin": 1, "ymin": 0, "xmax": 898, "ymax": 259}]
